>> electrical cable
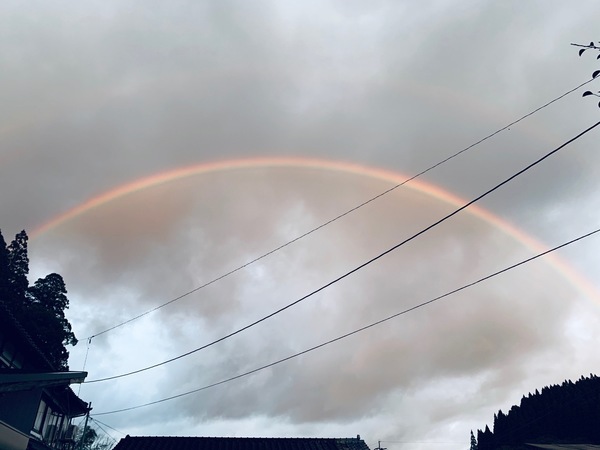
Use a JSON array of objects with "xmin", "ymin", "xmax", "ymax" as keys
[
  {"xmin": 88, "ymin": 417, "xmax": 121, "ymax": 443},
  {"xmin": 92, "ymin": 225, "xmax": 600, "ymax": 415},
  {"xmin": 84, "ymin": 120, "xmax": 600, "ymax": 384},
  {"xmin": 82, "ymin": 77, "xmax": 597, "ymax": 342},
  {"xmin": 77, "ymin": 338, "xmax": 91, "ymax": 396},
  {"xmin": 89, "ymin": 417, "xmax": 126, "ymax": 436}
]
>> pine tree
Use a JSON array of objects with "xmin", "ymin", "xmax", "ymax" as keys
[
  {"xmin": 470, "ymin": 430, "xmax": 478, "ymax": 450},
  {"xmin": 27, "ymin": 273, "xmax": 78, "ymax": 369},
  {"xmin": 6, "ymin": 230, "xmax": 29, "ymax": 311},
  {"xmin": 0, "ymin": 231, "xmax": 11, "ymax": 300},
  {"xmin": 474, "ymin": 374, "xmax": 600, "ymax": 447},
  {"xmin": 0, "ymin": 229, "xmax": 77, "ymax": 370}
]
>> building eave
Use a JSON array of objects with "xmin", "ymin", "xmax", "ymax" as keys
[{"xmin": 0, "ymin": 371, "xmax": 87, "ymax": 393}]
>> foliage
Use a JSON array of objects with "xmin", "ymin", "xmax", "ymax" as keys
[
  {"xmin": 574, "ymin": 41, "xmax": 600, "ymax": 107},
  {"xmin": 75, "ymin": 426, "xmax": 114, "ymax": 450},
  {"xmin": 77, "ymin": 427, "xmax": 98, "ymax": 450},
  {"xmin": 0, "ymin": 229, "xmax": 77, "ymax": 370},
  {"xmin": 470, "ymin": 430, "xmax": 478, "ymax": 450},
  {"xmin": 475, "ymin": 374, "xmax": 600, "ymax": 449},
  {"xmin": 26, "ymin": 273, "xmax": 78, "ymax": 368}
]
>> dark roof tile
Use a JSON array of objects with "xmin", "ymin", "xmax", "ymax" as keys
[{"xmin": 113, "ymin": 436, "xmax": 371, "ymax": 450}]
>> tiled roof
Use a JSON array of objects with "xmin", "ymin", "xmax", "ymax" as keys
[{"xmin": 113, "ymin": 436, "xmax": 371, "ymax": 450}]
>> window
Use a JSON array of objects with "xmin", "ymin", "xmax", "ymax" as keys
[
  {"xmin": 44, "ymin": 411, "xmax": 62, "ymax": 443},
  {"xmin": 33, "ymin": 399, "xmax": 48, "ymax": 433},
  {"xmin": 0, "ymin": 338, "xmax": 24, "ymax": 368},
  {"xmin": 11, "ymin": 352, "xmax": 23, "ymax": 369},
  {"xmin": 0, "ymin": 340, "xmax": 15, "ymax": 367}
]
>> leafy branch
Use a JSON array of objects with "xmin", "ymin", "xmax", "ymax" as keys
[
  {"xmin": 571, "ymin": 41, "xmax": 600, "ymax": 58},
  {"xmin": 572, "ymin": 41, "xmax": 600, "ymax": 108}
]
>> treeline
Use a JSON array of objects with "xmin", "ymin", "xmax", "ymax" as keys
[
  {"xmin": 476, "ymin": 374, "xmax": 600, "ymax": 449},
  {"xmin": 0, "ymin": 229, "xmax": 77, "ymax": 370}
]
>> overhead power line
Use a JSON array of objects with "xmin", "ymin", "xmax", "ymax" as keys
[
  {"xmin": 92, "ymin": 225, "xmax": 600, "ymax": 416},
  {"xmin": 83, "ymin": 77, "xmax": 597, "ymax": 342},
  {"xmin": 85, "ymin": 120, "xmax": 600, "ymax": 384},
  {"xmin": 89, "ymin": 417, "xmax": 126, "ymax": 437}
]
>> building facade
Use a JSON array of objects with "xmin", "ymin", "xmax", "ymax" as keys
[{"xmin": 0, "ymin": 301, "xmax": 89, "ymax": 450}]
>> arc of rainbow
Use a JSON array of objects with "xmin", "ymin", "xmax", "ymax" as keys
[{"xmin": 32, "ymin": 156, "xmax": 600, "ymax": 303}]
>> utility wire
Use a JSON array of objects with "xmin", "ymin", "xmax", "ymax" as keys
[
  {"xmin": 77, "ymin": 338, "xmax": 91, "ymax": 396},
  {"xmin": 90, "ymin": 417, "xmax": 126, "ymax": 436},
  {"xmin": 85, "ymin": 120, "xmax": 600, "ymax": 384},
  {"xmin": 92, "ymin": 225, "xmax": 600, "ymax": 415},
  {"xmin": 89, "ymin": 417, "xmax": 122, "ymax": 443},
  {"xmin": 83, "ymin": 77, "xmax": 597, "ymax": 342}
]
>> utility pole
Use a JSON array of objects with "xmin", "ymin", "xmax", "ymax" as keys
[
  {"xmin": 78, "ymin": 402, "xmax": 92, "ymax": 450},
  {"xmin": 374, "ymin": 441, "xmax": 387, "ymax": 450}
]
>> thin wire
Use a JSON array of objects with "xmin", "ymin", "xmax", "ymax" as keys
[
  {"xmin": 88, "ymin": 417, "xmax": 120, "ymax": 443},
  {"xmin": 85, "ymin": 120, "xmax": 600, "ymax": 384},
  {"xmin": 87, "ymin": 121, "xmax": 600, "ymax": 379},
  {"xmin": 92, "ymin": 226, "xmax": 600, "ymax": 415},
  {"xmin": 77, "ymin": 338, "xmax": 91, "ymax": 396},
  {"xmin": 75, "ymin": 416, "xmax": 87, "ymax": 428},
  {"xmin": 83, "ymin": 77, "xmax": 597, "ymax": 342},
  {"xmin": 90, "ymin": 417, "xmax": 127, "ymax": 436}
]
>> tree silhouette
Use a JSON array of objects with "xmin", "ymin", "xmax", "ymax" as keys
[
  {"xmin": 0, "ymin": 229, "xmax": 77, "ymax": 370},
  {"xmin": 75, "ymin": 426, "xmax": 114, "ymax": 450},
  {"xmin": 573, "ymin": 41, "xmax": 600, "ymax": 107},
  {"xmin": 7, "ymin": 230, "xmax": 29, "ymax": 302},
  {"xmin": 475, "ymin": 374, "xmax": 600, "ymax": 449},
  {"xmin": 470, "ymin": 430, "xmax": 478, "ymax": 450},
  {"xmin": 26, "ymin": 273, "xmax": 78, "ymax": 369}
]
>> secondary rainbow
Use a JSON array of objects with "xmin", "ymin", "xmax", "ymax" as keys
[{"xmin": 32, "ymin": 156, "xmax": 600, "ymax": 303}]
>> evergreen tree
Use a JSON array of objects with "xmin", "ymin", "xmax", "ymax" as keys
[
  {"xmin": 0, "ymin": 229, "xmax": 77, "ymax": 370},
  {"xmin": 6, "ymin": 230, "xmax": 29, "ymax": 311},
  {"xmin": 0, "ymin": 231, "xmax": 11, "ymax": 300},
  {"xmin": 27, "ymin": 273, "xmax": 78, "ymax": 369},
  {"xmin": 475, "ymin": 374, "xmax": 600, "ymax": 448},
  {"xmin": 470, "ymin": 430, "xmax": 478, "ymax": 450}
]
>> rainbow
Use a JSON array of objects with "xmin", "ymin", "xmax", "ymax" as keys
[{"xmin": 32, "ymin": 156, "xmax": 600, "ymax": 302}]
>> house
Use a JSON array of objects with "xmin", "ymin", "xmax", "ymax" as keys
[
  {"xmin": 0, "ymin": 300, "xmax": 90, "ymax": 450},
  {"xmin": 112, "ymin": 435, "xmax": 372, "ymax": 450}
]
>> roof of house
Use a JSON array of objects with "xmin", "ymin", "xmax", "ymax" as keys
[
  {"xmin": 113, "ymin": 436, "xmax": 371, "ymax": 450},
  {"xmin": 0, "ymin": 370, "xmax": 87, "ymax": 393}
]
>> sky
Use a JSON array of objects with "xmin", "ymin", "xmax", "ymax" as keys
[{"xmin": 2, "ymin": 1, "xmax": 600, "ymax": 448}]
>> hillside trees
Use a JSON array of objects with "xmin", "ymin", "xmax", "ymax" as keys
[
  {"xmin": 0, "ymin": 229, "xmax": 77, "ymax": 369},
  {"xmin": 470, "ymin": 430, "xmax": 478, "ymax": 450},
  {"xmin": 475, "ymin": 374, "xmax": 600, "ymax": 449}
]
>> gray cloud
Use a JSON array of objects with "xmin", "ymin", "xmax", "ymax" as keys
[
  {"xmin": 4, "ymin": 1, "xmax": 600, "ymax": 448},
  {"xmin": 27, "ymin": 169, "xmax": 588, "ymax": 448}
]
